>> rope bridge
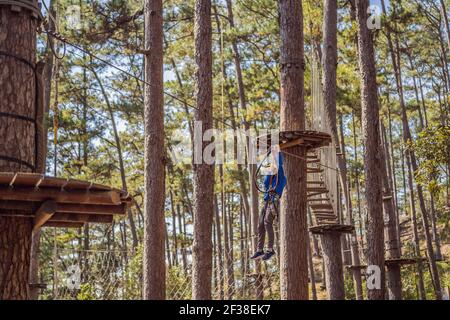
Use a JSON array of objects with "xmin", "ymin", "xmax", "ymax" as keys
[{"xmin": 306, "ymin": 61, "xmax": 339, "ymax": 227}]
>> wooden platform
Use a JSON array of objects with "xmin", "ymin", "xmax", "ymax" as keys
[
  {"xmin": 384, "ymin": 257, "xmax": 426, "ymax": 266},
  {"xmin": 256, "ymin": 130, "xmax": 332, "ymax": 150},
  {"xmin": 345, "ymin": 265, "xmax": 367, "ymax": 270},
  {"xmin": 309, "ymin": 224, "xmax": 355, "ymax": 235},
  {"xmin": 0, "ymin": 172, "xmax": 131, "ymax": 229}
]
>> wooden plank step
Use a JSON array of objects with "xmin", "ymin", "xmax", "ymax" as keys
[
  {"xmin": 314, "ymin": 214, "xmax": 336, "ymax": 218},
  {"xmin": 313, "ymin": 210, "xmax": 335, "ymax": 214},
  {"xmin": 307, "ymin": 198, "xmax": 330, "ymax": 202},
  {"xmin": 307, "ymin": 168, "xmax": 324, "ymax": 173},
  {"xmin": 0, "ymin": 187, "xmax": 121, "ymax": 205},
  {"xmin": 309, "ymin": 224, "xmax": 354, "ymax": 235},
  {"xmin": 315, "ymin": 219, "xmax": 339, "ymax": 224},
  {"xmin": 307, "ymin": 192, "xmax": 329, "ymax": 198},
  {"xmin": 307, "ymin": 187, "xmax": 328, "ymax": 193},
  {"xmin": 307, "ymin": 181, "xmax": 325, "ymax": 185},
  {"xmin": 310, "ymin": 204, "xmax": 333, "ymax": 210}
]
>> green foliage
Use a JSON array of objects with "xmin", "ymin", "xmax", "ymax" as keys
[
  {"xmin": 413, "ymin": 125, "xmax": 450, "ymax": 194},
  {"xmin": 34, "ymin": 0, "xmax": 449, "ymax": 300},
  {"xmin": 344, "ymin": 270, "xmax": 356, "ymax": 300}
]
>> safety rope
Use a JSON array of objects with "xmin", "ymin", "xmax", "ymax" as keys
[
  {"xmin": 282, "ymin": 148, "xmax": 339, "ymax": 172},
  {"xmin": 0, "ymin": 50, "xmax": 36, "ymax": 70},
  {"xmin": 0, "ymin": 111, "xmax": 35, "ymax": 123},
  {"xmin": 0, "ymin": 155, "xmax": 35, "ymax": 171},
  {"xmin": 0, "ymin": 50, "xmax": 38, "ymax": 172},
  {"xmin": 41, "ymin": 0, "xmax": 66, "ymax": 60},
  {"xmin": 257, "ymin": 138, "xmax": 340, "ymax": 173},
  {"xmin": 254, "ymin": 149, "xmax": 279, "ymax": 194},
  {"xmin": 52, "ymin": 59, "xmax": 59, "ymax": 176}
]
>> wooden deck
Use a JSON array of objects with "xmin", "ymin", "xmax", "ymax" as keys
[
  {"xmin": 256, "ymin": 130, "xmax": 332, "ymax": 150},
  {"xmin": 0, "ymin": 172, "xmax": 131, "ymax": 229}
]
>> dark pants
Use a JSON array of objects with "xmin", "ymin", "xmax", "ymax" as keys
[{"xmin": 257, "ymin": 200, "xmax": 278, "ymax": 251}]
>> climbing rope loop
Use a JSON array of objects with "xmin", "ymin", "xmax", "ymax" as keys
[
  {"xmin": 254, "ymin": 148, "xmax": 279, "ymax": 195},
  {"xmin": 41, "ymin": 0, "xmax": 66, "ymax": 60}
]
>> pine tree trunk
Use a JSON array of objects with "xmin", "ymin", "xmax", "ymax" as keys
[
  {"xmin": 279, "ymin": 0, "xmax": 308, "ymax": 300},
  {"xmin": 176, "ymin": 204, "xmax": 188, "ymax": 274},
  {"xmin": 355, "ymin": 0, "xmax": 386, "ymax": 300},
  {"xmin": 405, "ymin": 51, "xmax": 425, "ymax": 130},
  {"xmin": 348, "ymin": 231, "xmax": 364, "ymax": 300},
  {"xmin": 212, "ymin": 221, "xmax": 217, "ymax": 295},
  {"xmin": 214, "ymin": 195, "xmax": 224, "ymax": 299},
  {"xmin": 192, "ymin": 0, "xmax": 214, "ymax": 300},
  {"xmin": 380, "ymin": 122, "xmax": 402, "ymax": 300},
  {"xmin": 170, "ymin": 190, "xmax": 179, "ymax": 266},
  {"xmin": 416, "ymin": 76, "xmax": 429, "ymax": 127},
  {"xmin": 352, "ymin": 113, "xmax": 365, "ymax": 253},
  {"xmin": 239, "ymin": 197, "xmax": 246, "ymax": 297},
  {"xmin": 429, "ymin": 193, "xmax": 443, "ymax": 261},
  {"xmin": 92, "ymin": 69, "xmax": 139, "ymax": 250},
  {"xmin": 308, "ymin": 210, "xmax": 321, "ymax": 257},
  {"xmin": 165, "ymin": 224, "xmax": 172, "ymax": 268},
  {"xmin": 405, "ymin": 152, "xmax": 426, "ymax": 300},
  {"xmin": 250, "ymin": 163, "xmax": 263, "ymax": 299},
  {"xmin": 307, "ymin": 236, "xmax": 317, "ymax": 300},
  {"xmin": 441, "ymin": 0, "xmax": 450, "ymax": 53},
  {"xmin": 42, "ymin": 0, "xmax": 55, "ymax": 157},
  {"xmin": 222, "ymin": 0, "xmax": 252, "ymax": 229},
  {"xmin": 321, "ymin": 231, "xmax": 345, "ymax": 300},
  {"xmin": 338, "ymin": 117, "xmax": 363, "ymax": 299},
  {"xmin": 227, "ymin": 195, "xmax": 235, "ymax": 297},
  {"xmin": 382, "ymin": 0, "xmax": 443, "ymax": 299},
  {"xmin": 0, "ymin": 5, "xmax": 38, "ymax": 300},
  {"xmin": 28, "ymin": 8, "xmax": 56, "ymax": 298},
  {"xmin": 143, "ymin": 0, "xmax": 166, "ymax": 300},
  {"xmin": 28, "ymin": 228, "xmax": 41, "ymax": 300},
  {"xmin": 322, "ymin": 1, "xmax": 352, "ymax": 223},
  {"xmin": 384, "ymin": 105, "xmax": 402, "ymax": 252}
]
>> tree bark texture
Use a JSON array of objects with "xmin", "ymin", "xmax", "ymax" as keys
[
  {"xmin": 192, "ymin": 0, "xmax": 214, "ymax": 300},
  {"xmin": 0, "ymin": 6, "xmax": 38, "ymax": 300},
  {"xmin": 321, "ymin": 231, "xmax": 345, "ymax": 300},
  {"xmin": 355, "ymin": 0, "xmax": 386, "ymax": 300},
  {"xmin": 143, "ymin": 0, "xmax": 166, "ymax": 300},
  {"xmin": 279, "ymin": 0, "xmax": 308, "ymax": 300}
]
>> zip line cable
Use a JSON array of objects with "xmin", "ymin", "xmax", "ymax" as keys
[
  {"xmin": 41, "ymin": 9, "xmax": 338, "ymax": 173},
  {"xmin": 46, "ymin": 30, "xmax": 236, "ymax": 131}
]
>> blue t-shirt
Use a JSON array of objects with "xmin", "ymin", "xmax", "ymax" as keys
[{"xmin": 263, "ymin": 153, "xmax": 287, "ymax": 202}]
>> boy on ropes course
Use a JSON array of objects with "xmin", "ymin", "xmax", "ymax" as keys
[{"xmin": 251, "ymin": 147, "xmax": 286, "ymax": 261}]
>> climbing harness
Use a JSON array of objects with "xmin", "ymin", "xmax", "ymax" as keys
[{"xmin": 254, "ymin": 148, "xmax": 280, "ymax": 194}]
